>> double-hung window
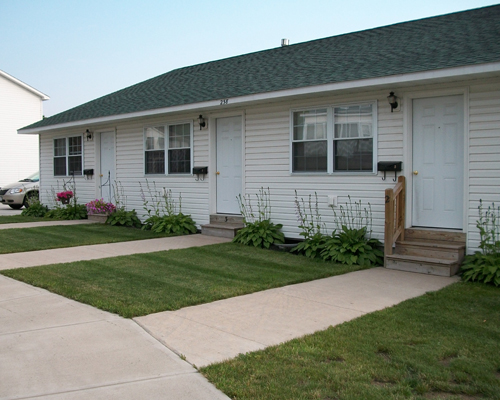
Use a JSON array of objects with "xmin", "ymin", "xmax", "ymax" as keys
[
  {"xmin": 144, "ymin": 122, "xmax": 192, "ymax": 175},
  {"xmin": 53, "ymin": 136, "xmax": 83, "ymax": 176},
  {"xmin": 291, "ymin": 102, "xmax": 376, "ymax": 173}
]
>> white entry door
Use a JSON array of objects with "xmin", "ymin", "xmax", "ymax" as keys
[
  {"xmin": 100, "ymin": 131, "xmax": 115, "ymax": 204},
  {"xmin": 412, "ymin": 95, "xmax": 464, "ymax": 229},
  {"xmin": 216, "ymin": 116, "xmax": 242, "ymax": 214}
]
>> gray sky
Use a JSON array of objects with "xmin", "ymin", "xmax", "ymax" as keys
[{"xmin": 1, "ymin": 0, "xmax": 498, "ymax": 117}]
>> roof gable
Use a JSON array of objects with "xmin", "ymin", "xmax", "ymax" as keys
[
  {"xmin": 0, "ymin": 70, "xmax": 50, "ymax": 101},
  {"xmin": 22, "ymin": 4, "xmax": 500, "ymax": 131}
]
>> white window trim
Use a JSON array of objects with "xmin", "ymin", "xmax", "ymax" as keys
[
  {"xmin": 53, "ymin": 135, "xmax": 84, "ymax": 177},
  {"xmin": 143, "ymin": 120, "xmax": 194, "ymax": 176},
  {"xmin": 289, "ymin": 101, "xmax": 378, "ymax": 174}
]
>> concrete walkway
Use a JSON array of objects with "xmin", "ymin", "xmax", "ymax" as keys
[
  {"xmin": 136, "ymin": 268, "xmax": 459, "ymax": 367},
  {"xmin": 0, "ymin": 219, "xmax": 460, "ymax": 398},
  {"xmin": 0, "ymin": 234, "xmax": 230, "ymax": 270},
  {"xmin": 0, "ymin": 219, "xmax": 97, "ymax": 230},
  {"xmin": 0, "ymin": 274, "xmax": 230, "ymax": 400}
]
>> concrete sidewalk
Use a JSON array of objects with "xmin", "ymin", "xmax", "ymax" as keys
[
  {"xmin": 0, "ymin": 219, "xmax": 97, "ymax": 230},
  {"xmin": 0, "ymin": 274, "xmax": 230, "ymax": 400},
  {"xmin": 136, "ymin": 268, "xmax": 460, "ymax": 368},
  {"xmin": 0, "ymin": 234, "xmax": 230, "ymax": 270}
]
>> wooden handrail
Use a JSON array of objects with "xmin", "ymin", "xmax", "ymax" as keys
[{"xmin": 384, "ymin": 175, "xmax": 406, "ymax": 256}]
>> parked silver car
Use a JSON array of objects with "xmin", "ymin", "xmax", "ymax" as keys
[{"xmin": 0, "ymin": 172, "xmax": 39, "ymax": 209}]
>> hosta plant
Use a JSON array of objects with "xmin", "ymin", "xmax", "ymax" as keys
[
  {"xmin": 233, "ymin": 219, "xmax": 285, "ymax": 249},
  {"xmin": 321, "ymin": 226, "xmax": 383, "ymax": 266}
]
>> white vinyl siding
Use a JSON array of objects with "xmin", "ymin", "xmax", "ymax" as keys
[
  {"xmin": 467, "ymin": 80, "xmax": 500, "ymax": 252},
  {"xmin": 0, "ymin": 74, "xmax": 43, "ymax": 186},
  {"xmin": 36, "ymin": 76, "xmax": 500, "ymax": 255}
]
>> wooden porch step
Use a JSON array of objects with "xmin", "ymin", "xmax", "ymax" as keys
[
  {"xmin": 404, "ymin": 228, "xmax": 466, "ymax": 243},
  {"xmin": 385, "ymin": 254, "xmax": 461, "ymax": 277},
  {"xmin": 394, "ymin": 240, "xmax": 465, "ymax": 261}
]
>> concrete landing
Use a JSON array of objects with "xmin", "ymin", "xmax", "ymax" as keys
[{"xmin": 135, "ymin": 267, "xmax": 459, "ymax": 368}]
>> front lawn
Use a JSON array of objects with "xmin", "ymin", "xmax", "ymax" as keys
[
  {"xmin": 0, "ymin": 243, "xmax": 368, "ymax": 317},
  {"xmin": 0, "ymin": 224, "xmax": 175, "ymax": 254},
  {"xmin": 202, "ymin": 282, "xmax": 500, "ymax": 400}
]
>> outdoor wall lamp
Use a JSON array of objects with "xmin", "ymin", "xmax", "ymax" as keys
[
  {"xmin": 85, "ymin": 129, "xmax": 93, "ymax": 141},
  {"xmin": 387, "ymin": 92, "xmax": 398, "ymax": 112},
  {"xmin": 198, "ymin": 115, "xmax": 206, "ymax": 130}
]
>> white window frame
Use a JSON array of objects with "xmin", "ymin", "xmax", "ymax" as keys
[
  {"xmin": 143, "ymin": 121, "xmax": 194, "ymax": 176},
  {"xmin": 290, "ymin": 101, "xmax": 377, "ymax": 174},
  {"xmin": 53, "ymin": 135, "xmax": 83, "ymax": 177}
]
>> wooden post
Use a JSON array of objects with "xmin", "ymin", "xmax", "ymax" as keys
[
  {"xmin": 398, "ymin": 176, "xmax": 405, "ymax": 242},
  {"xmin": 384, "ymin": 187, "xmax": 394, "ymax": 256}
]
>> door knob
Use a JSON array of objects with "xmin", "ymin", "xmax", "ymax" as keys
[
  {"xmin": 216, "ymin": 171, "xmax": 220, "ymax": 175},
  {"xmin": 413, "ymin": 171, "xmax": 418, "ymax": 175}
]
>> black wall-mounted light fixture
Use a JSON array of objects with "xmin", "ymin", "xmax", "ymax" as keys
[
  {"xmin": 198, "ymin": 115, "xmax": 206, "ymax": 130},
  {"xmin": 387, "ymin": 92, "xmax": 398, "ymax": 112},
  {"xmin": 86, "ymin": 129, "xmax": 93, "ymax": 141}
]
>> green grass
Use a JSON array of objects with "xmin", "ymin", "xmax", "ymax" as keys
[
  {"xmin": 0, "ymin": 243, "xmax": 367, "ymax": 317},
  {"xmin": 202, "ymin": 282, "xmax": 500, "ymax": 400},
  {"xmin": 0, "ymin": 215, "xmax": 50, "ymax": 224},
  {"xmin": 0, "ymin": 224, "xmax": 175, "ymax": 254}
]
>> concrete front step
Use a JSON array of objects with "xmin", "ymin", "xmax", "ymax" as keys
[
  {"xmin": 209, "ymin": 214, "xmax": 244, "ymax": 224},
  {"xmin": 385, "ymin": 254, "xmax": 461, "ymax": 277},
  {"xmin": 201, "ymin": 223, "xmax": 244, "ymax": 239},
  {"xmin": 394, "ymin": 240, "xmax": 465, "ymax": 261}
]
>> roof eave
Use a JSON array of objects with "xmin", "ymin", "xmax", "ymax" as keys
[{"xmin": 18, "ymin": 61, "xmax": 500, "ymax": 135}]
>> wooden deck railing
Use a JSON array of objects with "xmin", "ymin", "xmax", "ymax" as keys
[{"xmin": 384, "ymin": 175, "xmax": 406, "ymax": 256}]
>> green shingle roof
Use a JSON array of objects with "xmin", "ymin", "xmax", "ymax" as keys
[{"xmin": 23, "ymin": 5, "xmax": 500, "ymax": 131}]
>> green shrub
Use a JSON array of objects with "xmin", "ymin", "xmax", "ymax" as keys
[
  {"xmin": 142, "ymin": 213, "xmax": 197, "ymax": 235},
  {"xmin": 291, "ymin": 232, "xmax": 328, "ymax": 259},
  {"xmin": 106, "ymin": 209, "xmax": 142, "ymax": 228},
  {"xmin": 21, "ymin": 198, "xmax": 48, "ymax": 217},
  {"xmin": 460, "ymin": 252, "xmax": 500, "ymax": 286},
  {"xmin": 232, "ymin": 188, "xmax": 284, "ymax": 249},
  {"xmin": 321, "ymin": 226, "xmax": 383, "ymax": 266},
  {"xmin": 233, "ymin": 219, "xmax": 285, "ymax": 249},
  {"xmin": 44, "ymin": 204, "xmax": 87, "ymax": 220},
  {"xmin": 460, "ymin": 200, "xmax": 500, "ymax": 286}
]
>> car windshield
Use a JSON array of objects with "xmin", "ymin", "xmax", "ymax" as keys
[{"xmin": 19, "ymin": 172, "xmax": 39, "ymax": 183}]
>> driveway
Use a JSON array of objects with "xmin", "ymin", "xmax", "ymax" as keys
[{"xmin": 0, "ymin": 203, "xmax": 22, "ymax": 216}]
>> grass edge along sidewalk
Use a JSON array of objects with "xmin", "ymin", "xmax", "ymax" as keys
[
  {"xmin": 0, "ymin": 224, "xmax": 177, "ymax": 254},
  {"xmin": 202, "ymin": 282, "xmax": 500, "ymax": 400},
  {"xmin": 0, "ymin": 242, "xmax": 369, "ymax": 318}
]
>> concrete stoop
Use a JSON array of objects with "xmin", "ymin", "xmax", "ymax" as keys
[
  {"xmin": 201, "ymin": 214, "xmax": 244, "ymax": 239},
  {"xmin": 385, "ymin": 228, "xmax": 466, "ymax": 277}
]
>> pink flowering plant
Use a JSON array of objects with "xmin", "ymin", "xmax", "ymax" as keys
[
  {"xmin": 56, "ymin": 191, "xmax": 73, "ymax": 202},
  {"xmin": 85, "ymin": 199, "xmax": 116, "ymax": 215}
]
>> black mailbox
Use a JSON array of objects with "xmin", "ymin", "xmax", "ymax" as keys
[
  {"xmin": 192, "ymin": 166, "xmax": 208, "ymax": 175},
  {"xmin": 377, "ymin": 162, "xmax": 402, "ymax": 181},
  {"xmin": 83, "ymin": 169, "xmax": 94, "ymax": 176}
]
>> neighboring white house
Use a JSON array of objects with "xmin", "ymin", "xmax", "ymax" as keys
[
  {"xmin": 0, "ymin": 69, "xmax": 49, "ymax": 186},
  {"xmin": 19, "ymin": 5, "xmax": 500, "ymax": 264}
]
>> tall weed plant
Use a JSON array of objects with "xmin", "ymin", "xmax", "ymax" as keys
[
  {"xmin": 233, "ymin": 188, "xmax": 284, "ymax": 249},
  {"xmin": 140, "ymin": 180, "xmax": 196, "ymax": 235},
  {"xmin": 461, "ymin": 200, "xmax": 500, "ymax": 286}
]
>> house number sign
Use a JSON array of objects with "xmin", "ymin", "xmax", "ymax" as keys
[{"xmin": 220, "ymin": 99, "xmax": 229, "ymax": 105}]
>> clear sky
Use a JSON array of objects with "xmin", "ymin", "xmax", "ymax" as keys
[{"xmin": 1, "ymin": 0, "xmax": 498, "ymax": 117}]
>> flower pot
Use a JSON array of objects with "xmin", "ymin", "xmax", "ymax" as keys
[
  {"xmin": 88, "ymin": 213, "xmax": 109, "ymax": 223},
  {"xmin": 61, "ymin": 198, "xmax": 71, "ymax": 205}
]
